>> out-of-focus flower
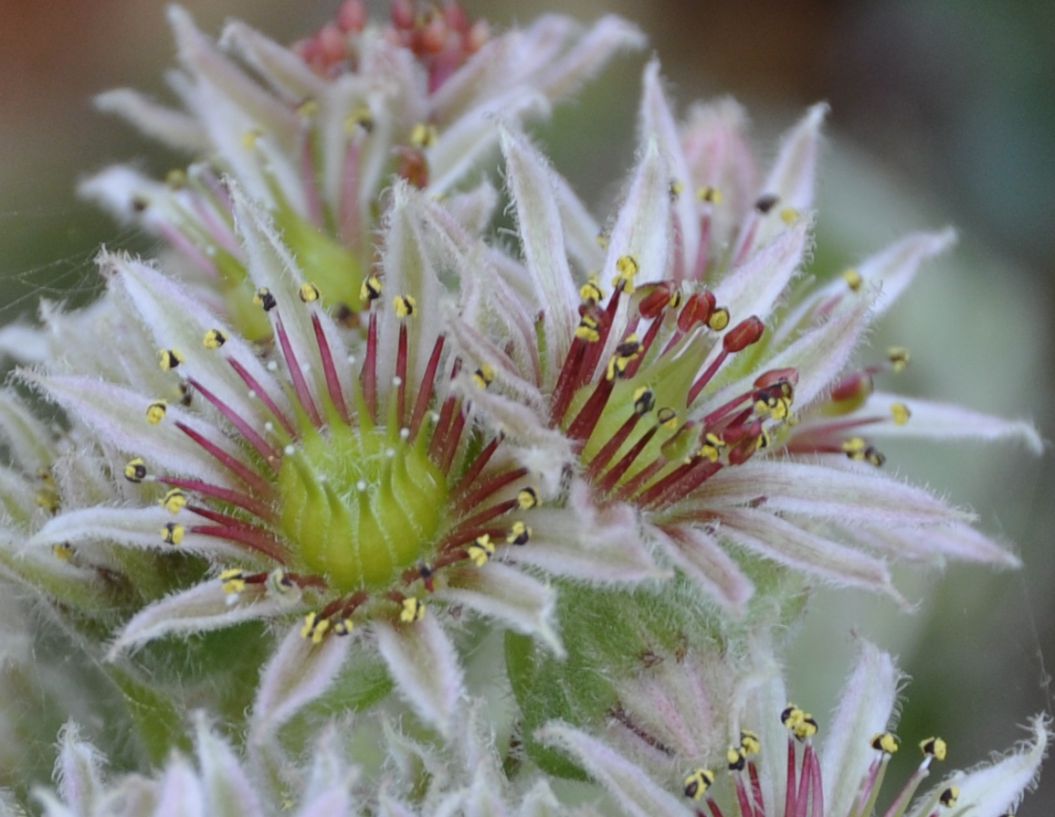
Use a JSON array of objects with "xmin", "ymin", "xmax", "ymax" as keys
[
  {"xmin": 444, "ymin": 61, "xmax": 1041, "ymax": 615},
  {"xmin": 539, "ymin": 641, "xmax": 1048, "ymax": 817},
  {"xmin": 76, "ymin": 2, "xmax": 642, "ymax": 342}
]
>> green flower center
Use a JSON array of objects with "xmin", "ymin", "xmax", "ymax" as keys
[{"xmin": 277, "ymin": 422, "xmax": 448, "ymax": 592}]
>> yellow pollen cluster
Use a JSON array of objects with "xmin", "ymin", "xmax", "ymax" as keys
[
  {"xmin": 613, "ymin": 255, "xmax": 639, "ymax": 292},
  {"xmin": 517, "ymin": 487, "xmax": 539, "ymax": 510},
  {"xmin": 576, "ymin": 313, "xmax": 601, "ymax": 342},
  {"xmin": 842, "ymin": 267, "xmax": 863, "ymax": 292},
  {"xmin": 52, "ymin": 543, "xmax": 75, "ymax": 562},
  {"xmin": 296, "ymin": 99, "xmax": 320, "ymax": 120},
  {"xmin": 360, "ymin": 274, "xmax": 383, "ymax": 302},
  {"xmin": 606, "ymin": 334, "xmax": 642, "ymax": 380},
  {"xmin": 409, "ymin": 122, "xmax": 438, "ymax": 149},
  {"xmin": 159, "ymin": 349, "xmax": 184, "ymax": 371},
  {"xmin": 220, "ymin": 568, "xmax": 247, "ymax": 595},
  {"xmin": 779, "ymin": 207, "xmax": 800, "ymax": 225},
  {"xmin": 707, "ymin": 307, "xmax": 730, "ymax": 331},
  {"xmin": 161, "ymin": 488, "xmax": 187, "ymax": 515},
  {"xmin": 203, "ymin": 329, "xmax": 227, "ymax": 349},
  {"xmin": 888, "ymin": 346, "xmax": 911, "ymax": 372},
  {"xmin": 699, "ymin": 432, "xmax": 726, "ymax": 463},
  {"xmin": 781, "ymin": 704, "xmax": 818, "ymax": 741},
  {"xmin": 161, "ymin": 522, "xmax": 185, "ymax": 547},
  {"xmin": 698, "ymin": 186, "xmax": 722, "ymax": 204},
  {"xmin": 146, "ymin": 401, "xmax": 167, "ymax": 425},
  {"xmin": 394, "ymin": 294, "xmax": 417, "ymax": 318},
  {"xmin": 468, "ymin": 534, "xmax": 496, "ymax": 566},
  {"xmin": 579, "ymin": 275, "xmax": 604, "ymax": 305},
  {"xmin": 871, "ymin": 731, "xmax": 900, "ymax": 755},
  {"xmin": 939, "ymin": 786, "xmax": 959, "ymax": 807},
  {"xmin": 739, "ymin": 729, "xmax": 761, "ymax": 757},
  {"xmin": 683, "ymin": 768, "xmax": 715, "ymax": 801},
  {"xmin": 506, "ymin": 521, "xmax": 531, "ymax": 545},
  {"xmin": 669, "ymin": 179, "xmax": 684, "ymax": 199},
  {"xmin": 124, "ymin": 457, "xmax": 147, "ymax": 483},
  {"xmin": 472, "ymin": 364, "xmax": 496, "ymax": 390},
  {"xmin": 301, "ymin": 612, "xmax": 330, "ymax": 644},
  {"xmin": 891, "ymin": 402, "xmax": 911, "ymax": 425},
  {"xmin": 345, "ymin": 104, "xmax": 374, "ymax": 134},
  {"xmin": 253, "ymin": 287, "xmax": 278, "ymax": 312},
  {"xmin": 633, "ymin": 386, "xmax": 656, "ymax": 415},
  {"xmin": 920, "ymin": 736, "xmax": 948, "ymax": 761},
  {"xmin": 299, "ymin": 282, "xmax": 321, "ymax": 303},
  {"xmin": 400, "ymin": 597, "xmax": 426, "ymax": 623}
]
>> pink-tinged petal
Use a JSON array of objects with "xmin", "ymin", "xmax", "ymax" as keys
[
  {"xmin": 552, "ymin": 167, "xmax": 605, "ymax": 275},
  {"xmin": 681, "ymin": 97, "xmax": 759, "ymax": 254},
  {"xmin": 697, "ymin": 460, "xmax": 970, "ymax": 527},
  {"xmin": 846, "ymin": 519, "xmax": 1021, "ymax": 568},
  {"xmin": 535, "ymin": 723, "xmax": 692, "ymax": 817},
  {"xmin": 713, "ymin": 219, "xmax": 809, "ymax": 324},
  {"xmin": 465, "ymin": 768, "xmax": 512, "ymax": 817},
  {"xmin": 603, "ymin": 138, "xmax": 673, "ymax": 287},
  {"xmin": 374, "ymin": 616, "xmax": 465, "ymax": 737},
  {"xmin": 428, "ymin": 25, "xmax": 520, "ymax": 123},
  {"xmin": 500, "ymin": 127, "xmax": 579, "ymax": 368},
  {"xmin": 54, "ymin": 723, "xmax": 104, "ymax": 816},
  {"xmin": 734, "ymin": 103, "xmax": 826, "ymax": 261},
  {"xmin": 249, "ymin": 624, "xmax": 353, "ymax": 744},
  {"xmin": 717, "ymin": 508, "xmax": 903, "ymax": 602},
  {"xmin": 908, "ymin": 715, "xmax": 1049, "ymax": 817},
  {"xmin": 195, "ymin": 716, "xmax": 265, "ymax": 817},
  {"xmin": 438, "ymin": 563, "xmax": 563, "ymax": 657},
  {"xmin": 219, "ymin": 21, "xmax": 326, "ymax": 103},
  {"xmin": 641, "ymin": 61, "xmax": 699, "ymax": 279},
  {"xmin": 167, "ymin": 6, "xmax": 295, "ymax": 141},
  {"xmin": 94, "ymin": 88, "xmax": 207, "ymax": 151},
  {"xmin": 27, "ymin": 374, "xmax": 238, "ymax": 487},
  {"xmin": 430, "ymin": 91, "xmax": 549, "ymax": 196},
  {"xmin": 378, "ymin": 795, "xmax": 420, "ymax": 817},
  {"xmin": 534, "ymin": 16, "xmax": 645, "ymax": 103},
  {"xmin": 0, "ymin": 391, "xmax": 56, "ymax": 474},
  {"xmin": 821, "ymin": 641, "xmax": 899, "ymax": 817},
  {"xmin": 650, "ymin": 523, "xmax": 754, "ymax": 615},
  {"xmin": 34, "ymin": 793, "xmax": 78, "ymax": 817},
  {"xmin": 154, "ymin": 758, "xmax": 204, "ymax": 817},
  {"xmin": 852, "ymin": 392, "xmax": 1043, "ymax": 454},
  {"xmin": 113, "ymin": 253, "xmax": 293, "ymax": 426},
  {"xmin": 108, "ymin": 580, "xmax": 300, "ymax": 659},
  {"xmin": 28, "ymin": 506, "xmax": 244, "ymax": 561},
  {"xmin": 443, "ymin": 180, "xmax": 499, "ymax": 239},
  {"xmin": 737, "ymin": 659, "xmax": 789, "ymax": 813}
]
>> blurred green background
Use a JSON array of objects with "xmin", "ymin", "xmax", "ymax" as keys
[{"xmin": 1, "ymin": 0, "xmax": 1052, "ymax": 809}]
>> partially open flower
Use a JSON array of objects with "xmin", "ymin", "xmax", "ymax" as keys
[
  {"xmin": 539, "ymin": 641, "xmax": 1049, "ymax": 817},
  {"xmin": 445, "ymin": 61, "xmax": 1041, "ymax": 615},
  {"xmin": 77, "ymin": 3, "xmax": 643, "ymax": 342}
]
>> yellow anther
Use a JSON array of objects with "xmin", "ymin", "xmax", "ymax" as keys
[
  {"xmin": 939, "ymin": 786, "xmax": 959, "ymax": 807},
  {"xmin": 124, "ymin": 457, "xmax": 147, "ymax": 483},
  {"xmin": 333, "ymin": 617, "xmax": 355, "ymax": 636},
  {"xmin": 596, "ymin": 231, "xmax": 610, "ymax": 250},
  {"xmin": 158, "ymin": 349, "xmax": 184, "ymax": 371},
  {"xmin": 698, "ymin": 186, "xmax": 723, "ymax": 205},
  {"xmin": 657, "ymin": 407, "xmax": 678, "ymax": 430},
  {"xmin": 242, "ymin": 129, "xmax": 263, "ymax": 150},
  {"xmin": 668, "ymin": 289, "xmax": 684, "ymax": 308},
  {"xmin": 506, "ymin": 521, "xmax": 531, "ymax": 546},
  {"xmin": 310, "ymin": 618, "xmax": 330, "ymax": 644},
  {"xmin": 220, "ymin": 568, "xmax": 247, "ymax": 595},
  {"xmin": 888, "ymin": 346, "xmax": 911, "ymax": 373},
  {"xmin": 203, "ymin": 329, "xmax": 227, "ymax": 350},
  {"xmin": 871, "ymin": 732, "xmax": 900, "ymax": 755},
  {"xmin": 161, "ymin": 489, "xmax": 187, "ymax": 515},
  {"xmin": 35, "ymin": 487, "xmax": 60, "ymax": 513},
  {"xmin": 580, "ymin": 276, "xmax": 604, "ymax": 305},
  {"xmin": 683, "ymin": 769, "xmax": 715, "ymax": 801},
  {"xmin": 296, "ymin": 99, "xmax": 320, "ymax": 119},
  {"xmin": 864, "ymin": 446, "xmax": 886, "ymax": 467},
  {"xmin": 468, "ymin": 534, "xmax": 496, "ymax": 567},
  {"xmin": 409, "ymin": 122, "xmax": 438, "ymax": 149},
  {"xmin": 700, "ymin": 443, "xmax": 722, "ymax": 463},
  {"xmin": 669, "ymin": 179, "xmax": 684, "ymax": 198},
  {"xmin": 253, "ymin": 287, "xmax": 277, "ymax": 312},
  {"xmin": 400, "ymin": 597, "xmax": 425, "ymax": 623},
  {"xmin": 161, "ymin": 522, "xmax": 185, "ymax": 547},
  {"xmin": 345, "ymin": 104, "xmax": 374, "ymax": 134},
  {"xmin": 165, "ymin": 168, "xmax": 187, "ymax": 189},
  {"xmin": 575, "ymin": 314, "xmax": 601, "ymax": 343},
  {"xmin": 472, "ymin": 364, "xmax": 496, "ymax": 390},
  {"xmin": 52, "ymin": 543, "xmax": 74, "ymax": 563},
  {"xmin": 633, "ymin": 386, "xmax": 656, "ymax": 415},
  {"xmin": 517, "ymin": 487, "xmax": 539, "ymax": 510},
  {"xmin": 707, "ymin": 307, "xmax": 730, "ymax": 331},
  {"xmin": 779, "ymin": 207, "xmax": 800, "ymax": 225},
  {"xmin": 842, "ymin": 437, "xmax": 868, "ymax": 458},
  {"xmin": 727, "ymin": 747, "xmax": 746, "ymax": 771},
  {"xmin": 145, "ymin": 401, "xmax": 168, "ymax": 425},
  {"xmin": 920, "ymin": 736, "xmax": 947, "ymax": 762},
  {"xmin": 300, "ymin": 612, "xmax": 318, "ymax": 639},
  {"xmin": 740, "ymin": 730, "xmax": 761, "ymax": 757},
  {"xmin": 394, "ymin": 294, "xmax": 417, "ymax": 318},
  {"xmin": 842, "ymin": 268, "xmax": 863, "ymax": 292},
  {"xmin": 360, "ymin": 274, "xmax": 382, "ymax": 302},
  {"xmin": 614, "ymin": 255, "xmax": 640, "ymax": 292},
  {"xmin": 299, "ymin": 282, "xmax": 321, "ymax": 303},
  {"xmin": 891, "ymin": 402, "xmax": 911, "ymax": 426}
]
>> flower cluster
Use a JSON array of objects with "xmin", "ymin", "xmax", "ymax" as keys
[{"xmin": 0, "ymin": 2, "xmax": 1046, "ymax": 815}]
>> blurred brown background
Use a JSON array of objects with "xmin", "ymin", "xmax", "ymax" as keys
[{"xmin": 1, "ymin": 0, "xmax": 1052, "ymax": 810}]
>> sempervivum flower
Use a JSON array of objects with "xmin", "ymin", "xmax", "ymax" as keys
[
  {"xmin": 444, "ymin": 61, "xmax": 1041, "ymax": 614},
  {"xmin": 537, "ymin": 641, "xmax": 1049, "ymax": 817},
  {"xmin": 23, "ymin": 183, "xmax": 664, "ymax": 737},
  {"xmin": 77, "ymin": 2, "xmax": 642, "ymax": 342}
]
